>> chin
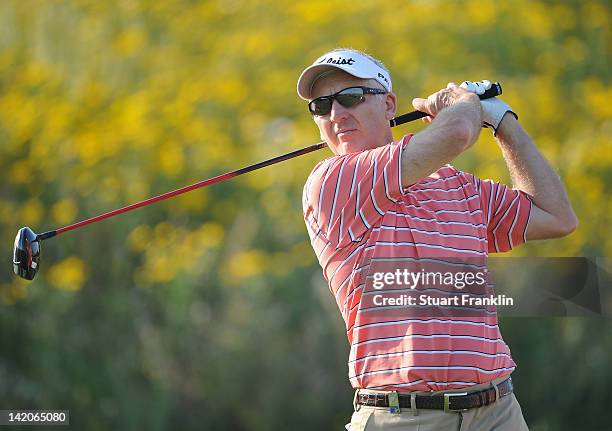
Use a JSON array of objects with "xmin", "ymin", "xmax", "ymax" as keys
[
  {"xmin": 339, "ymin": 139, "xmax": 373, "ymax": 155},
  {"xmin": 327, "ymin": 135, "xmax": 374, "ymax": 156}
]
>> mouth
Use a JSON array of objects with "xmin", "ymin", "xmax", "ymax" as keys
[{"xmin": 336, "ymin": 128, "xmax": 357, "ymax": 138}]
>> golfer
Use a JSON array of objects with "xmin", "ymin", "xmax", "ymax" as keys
[{"xmin": 298, "ymin": 48, "xmax": 577, "ymax": 430}]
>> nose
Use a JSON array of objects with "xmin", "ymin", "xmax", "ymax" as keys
[{"xmin": 329, "ymin": 99, "xmax": 349, "ymax": 122}]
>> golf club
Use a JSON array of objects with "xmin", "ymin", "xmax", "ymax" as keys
[{"xmin": 12, "ymin": 83, "xmax": 502, "ymax": 280}]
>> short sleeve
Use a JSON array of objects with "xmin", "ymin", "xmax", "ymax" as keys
[
  {"xmin": 464, "ymin": 173, "xmax": 533, "ymax": 253},
  {"xmin": 303, "ymin": 136, "xmax": 411, "ymax": 249}
]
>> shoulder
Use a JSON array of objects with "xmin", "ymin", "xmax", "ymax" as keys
[
  {"xmin": 303, "ymin": 137, "xmax": 413, "ymax": 195},
  {"xmin": 304, "ymin": 155, "xmax": 342, "ymax": 190},
  {"xmin": 302, "ymin": 155, "xmax": 341, "ymax": 207},
  {"xmin": 309, "ymin": 136, "xmax": 411, "ymax": 177}
]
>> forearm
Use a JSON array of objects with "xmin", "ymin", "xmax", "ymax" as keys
[
  {"xmin": 495, "ymin": 114, "xmax": 577, "ymax": 229},
  {"xmin": 403, "ymin": 93, "xmax": 481, "ymax": 186}
]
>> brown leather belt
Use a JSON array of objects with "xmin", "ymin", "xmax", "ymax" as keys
[{"xmin": 356, "ymin": 377, "xmax": 513, "ymax": 412}]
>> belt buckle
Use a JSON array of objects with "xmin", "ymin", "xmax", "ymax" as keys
[{"xmin": 443, "ymin": 392, "xmax": 469, "ymax": 413}]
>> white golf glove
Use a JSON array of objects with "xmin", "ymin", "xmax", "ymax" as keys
[{"xmin": 460, "ymin": 80, "xmax": 517, "ymax": 134}]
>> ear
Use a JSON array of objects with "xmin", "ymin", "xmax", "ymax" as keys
[{"xmin": 384, "ymin": 92, "xmax": 397, "ymax": 120}]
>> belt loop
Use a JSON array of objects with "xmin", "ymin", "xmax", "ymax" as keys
[
  {"xmin": 410, "ymin": 393, "xmax": 419, "ymax": 416},
  {"xmin": 490, "ymin": 380, "xmax": 500, "ymax": 403},
  {"xmin": 354, "ymin": 389, "xmax": 361, "ymax": 412},
  {"xmin": 388, "ymin": 391, "xmax": 401, "ymax": 414}
]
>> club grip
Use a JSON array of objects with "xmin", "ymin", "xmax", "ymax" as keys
[{"xmin": 390, "ymin": 82, "xmax": 503, "ymax": 127}]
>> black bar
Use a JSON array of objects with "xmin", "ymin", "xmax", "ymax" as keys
[{"xmin": 37, "ymin": 231, "xmax": 57, "ymax": 241}]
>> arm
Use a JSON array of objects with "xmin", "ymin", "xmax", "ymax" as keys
[
  {"xmin": 403, "ymin": 85, "xmax": 482, "ymax": 187},
  {"xmin": 495, "ymin": 115, "xmax": 578, "ymax": 240}
]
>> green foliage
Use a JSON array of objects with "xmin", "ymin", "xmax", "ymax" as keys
[{"xmin": 0, "ymin": 0, "xmax": 610, "ymax": 429}]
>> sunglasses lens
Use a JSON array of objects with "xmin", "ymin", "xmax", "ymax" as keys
[
  {"xmin": 308, "ymin": 87, "xmax": 370, "ymax": 116},
  {"xmin": 336, "ymin": 94, "xmax": 364, "ymax": 108},
  {"xmin": 309, "ymin": 98, "xmax": 332, "ymax": 115}
]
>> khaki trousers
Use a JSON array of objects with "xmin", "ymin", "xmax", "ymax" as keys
[{"xmin": 346, "ymin": 378, "xmax": 529, "ymax": 431}]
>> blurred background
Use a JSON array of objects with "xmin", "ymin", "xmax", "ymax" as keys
[{"xmin": 0, "ymin": 0, "xmax": 610, "ymax": 429}]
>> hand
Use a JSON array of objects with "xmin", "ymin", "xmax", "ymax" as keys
[
  {"xmin": 412, "ymin": 83, "xmax": 479, "ymax": 123},
  {"xmin": 460, "ymin": 80, "xmax": 518, "ymax": 134}
]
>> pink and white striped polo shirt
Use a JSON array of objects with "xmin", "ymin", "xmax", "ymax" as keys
[{"xmin": 302, "ymin": 135, "xmax": 532, "ymax": 392}]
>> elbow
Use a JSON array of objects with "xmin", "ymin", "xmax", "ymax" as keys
[
  {"xmin": 528, "ymin": 208, "xmax": 578, "ymax": 240},
  {"xmin": 452, "ymin": 119, "xmax": 480, "ymax": 151},
  {"xmin": 555, "ymin": 212, "xmax": 579, "ymax": 237},
  {"xmin": 453, "ymin": 94, "xmax": 482, "ymax": 150},
  {"xmin": 562, "ymin": 213, "xmax": 578, "ymax": 236}
]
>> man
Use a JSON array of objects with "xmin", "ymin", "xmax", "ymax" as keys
[{"xmin": 297, "ymin": 48, "xmax": 577, "ymax": 430}]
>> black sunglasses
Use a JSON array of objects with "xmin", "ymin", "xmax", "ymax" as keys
[{"xmin": 308, "ymin": 86, "xmax": 386, "ymax": 116}]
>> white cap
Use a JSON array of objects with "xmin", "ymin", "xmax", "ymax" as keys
[{"xmin": 297, "ymin": 49, "xmax": 392, "ymax": 100}]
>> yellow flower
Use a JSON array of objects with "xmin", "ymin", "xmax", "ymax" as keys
[
  {"xmin": 113, "ymin": 29, "xmax": 146, "ymax": 57},
  {"xmin": 225, "ymin": 249, "xmax": 268, "ymax": 282},
  {"xmin": 50, "ymin": 199, "xmax": 78, "ymax": 226},
  {"xmin": 21, "ymin": 199, "xmax": 45, "ymax": 226},
  {"xmin": 48, "ymin": 256, "xmax": 87, "ymax": 291}
]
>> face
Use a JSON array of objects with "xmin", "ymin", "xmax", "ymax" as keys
[{"xmin": 310, "ymin": 71, "xmax": 397, "ymax": 155}]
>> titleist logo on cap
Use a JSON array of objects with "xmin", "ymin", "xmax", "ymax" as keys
[
  {"xmin": 377, "ymin": 72, "xmax": 390, "ymax": 87},
  {"xmin": 318, "ymin": 56, "xmax": 355, "ymax": 65}
]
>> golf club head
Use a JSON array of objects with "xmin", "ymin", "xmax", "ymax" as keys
[{"xmin": 13, "ymin": 227, "xmax": 41, "ymax": 280}]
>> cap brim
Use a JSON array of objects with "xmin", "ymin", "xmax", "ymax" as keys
[{"xmin": 296, "ymin": 63, "xmax": 373, "ymax": 100}]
